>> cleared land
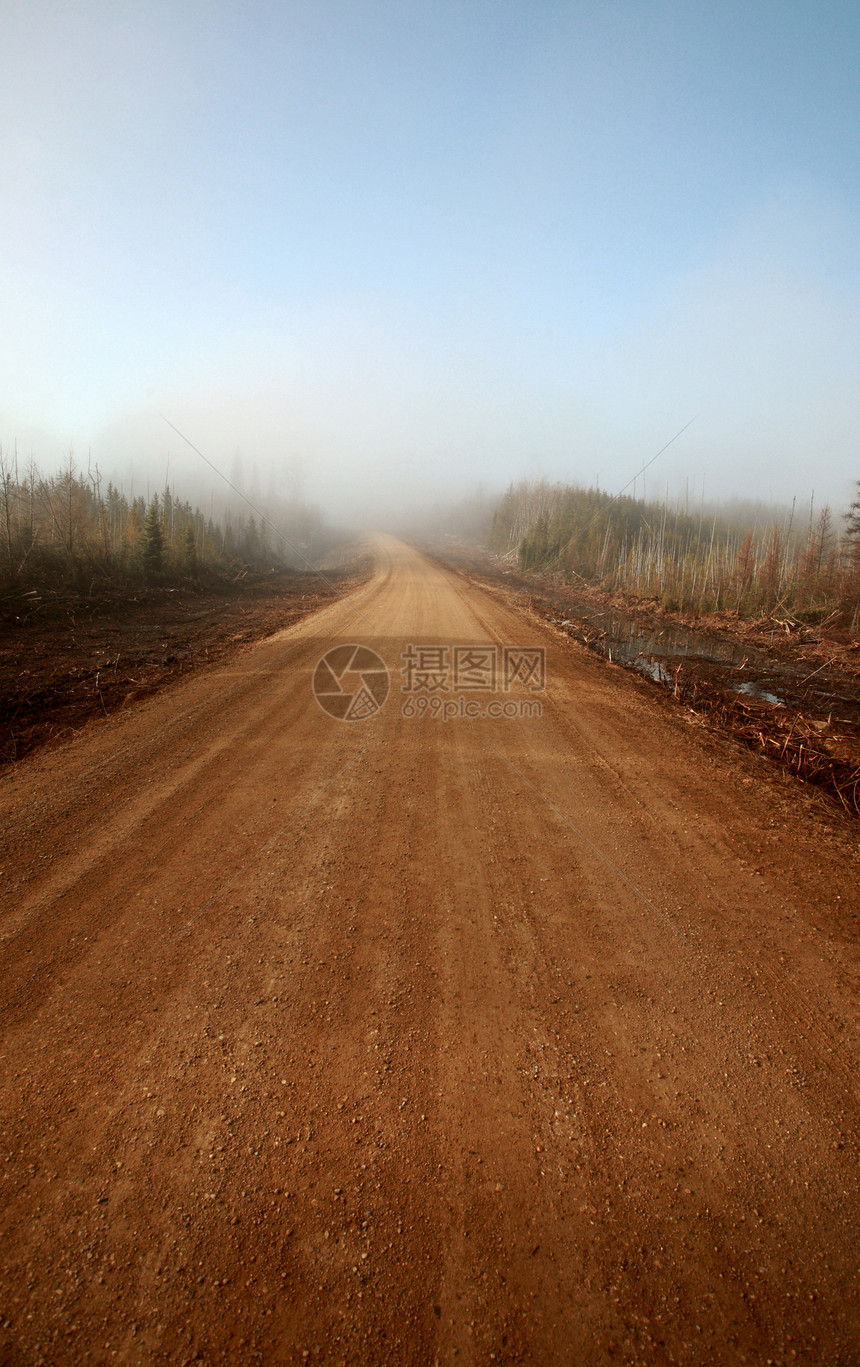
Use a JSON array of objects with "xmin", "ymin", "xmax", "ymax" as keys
[
  {"xmin": 0, "ymin": 566, "xmax": 366, "ymax": 766},
  {"xmin": 1, "ymin": 537, "xmax": 859, "ymax": 1364}
]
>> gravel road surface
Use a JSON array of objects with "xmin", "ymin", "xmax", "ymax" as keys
[{"xmin": 1, "ymin": 538, "xmax": 858, "ymax": 1365}]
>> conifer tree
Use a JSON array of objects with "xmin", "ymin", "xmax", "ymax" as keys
[
  {"xmin": 181, "ymin": 522, "xmax": 197, "ymax": 573},
  {"xmin": 142, "ymin": 496, "xmax": 164, "ymax": 576}
]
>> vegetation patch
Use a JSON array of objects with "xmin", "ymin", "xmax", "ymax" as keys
[{"xmin": 488, "ymin": 479, "xmax": 860, "ymax": 630}]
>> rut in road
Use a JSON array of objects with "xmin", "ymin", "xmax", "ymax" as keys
[{"xmin": 1, "ymin": 537, "xmax": 859, "ymax": 1365}]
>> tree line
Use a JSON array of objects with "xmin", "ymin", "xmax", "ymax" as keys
[
  {"xmin": 488, "ymin": 478, "xmax": 860, "ymax": 629},
  {"xmin": 0, "ymin": 449, "xmax": 327, "ymax": 591}
]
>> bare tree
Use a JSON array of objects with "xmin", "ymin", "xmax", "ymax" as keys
[{"xmin": 846, "ymin": 481, "xmax": 860, "ymax": 542}]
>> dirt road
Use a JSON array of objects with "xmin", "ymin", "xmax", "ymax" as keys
[{"xmin": 2, "ymin": 537, "xmax": 859, "ymax": 1365}]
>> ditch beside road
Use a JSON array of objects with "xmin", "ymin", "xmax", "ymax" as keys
[{"xmin": 435, "ymin": 542, "xmax": 860, "ymax": 818}]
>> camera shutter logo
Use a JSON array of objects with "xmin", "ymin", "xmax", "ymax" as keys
[{"xmin": 312, "ymin": 645, "xmax": 390, "ymax": 721}]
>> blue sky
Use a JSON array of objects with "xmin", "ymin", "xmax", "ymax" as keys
[{"xmin": 2, "ymin": 0, "xmax": 859, "ymax": 519}]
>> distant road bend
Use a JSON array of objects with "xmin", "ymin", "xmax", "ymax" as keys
[{"xmin": 1, "ymin": 536, "xmax": 858, "ymax": 1364}]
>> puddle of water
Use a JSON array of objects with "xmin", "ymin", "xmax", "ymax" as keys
[
  {"xmin": 735, "ymin": 679, "xmax": 784, "ymax": 705},
  {"xmin": 552, "ymin": 603, "xmax": 786, "ymax": 704},
  {"xmin": 533, "ymin": 579, "xmax": 860, "ymax": 727},
  {"xmin": 556, "ymin": 606, "xmax": 747, "ymax": 662},
  {"xmin": 632, "ymin": 657, "xmax": 673, "ymax": 685}
]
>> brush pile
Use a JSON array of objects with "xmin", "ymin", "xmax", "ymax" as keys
[{"xmin": 671, "ymin": 664, "xmax": 860, "ymax": 816}]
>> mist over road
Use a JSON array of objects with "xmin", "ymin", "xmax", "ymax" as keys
[{"xmin": 1, "ymin": 538, "xmax": 858, "ymax": 1364}]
